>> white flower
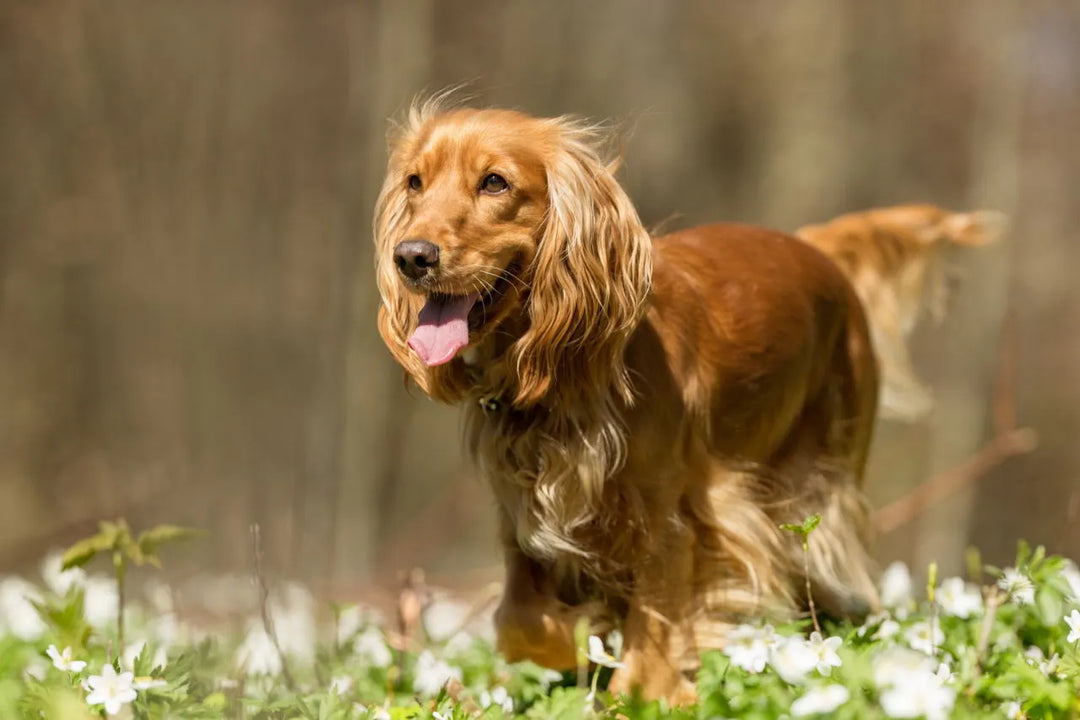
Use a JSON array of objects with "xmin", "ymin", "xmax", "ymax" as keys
[
  {"xmin": 412, "ymin": 650, "xmax": 462, "ymax": 697},
  {"xmin": 269, "ymin": 583, "xmax": 317, "ymax": 662},
  {"xmin": 354, "ymin": 627, "xmax": 393, "ymax": 668},
  {"xmin": 936, "ymin": 577, "xmax": 983, "ymax": 618},
  {"xmin": 1002, "ymin": 700, "xmax": 1023, "ymax": 719},
  {"xmin": 432, "ymin": 712, "xmax": 449, "ymax": 720},
  {"xmin": 934, "ymin": 661, "xmax": 954, "ymax": 684},
  {"xmin": 444, "ymin": 631, "xmax": 475, "ymax": 658},
  {"xmin": 236, "ymin": 628, "xmax": 282, "ymax": 676},
  {"xmin": 874, "ymin": 619, "xmax": 901, "ymax": 641},
  {"xmin": 143, "ymin": 578, "xmax": 174, "ymax": 614},
  {"xmin": 85, "ymin": 664, "xmax": 138, "ymax": 716},
  {"xmin": 1065, "ymin": 609, "xmax": 1080, "ymax": 643},
  {"xmin": 336, "ymin": 605, "xmax": 364, "ymax": 645},
  {"xmin": 805, "ymin": 632, "xmax": 843, "ymax": 675},
  {"xmin": 24, "ymin": 658, "xmax": 48, "ymax": 682},
  {"xmin": 769, "ymin": 636, "xmax": 818, "ymax": 685},
  {"xmin": 874, "ymin": 646, "xmax": 955, "ymax": 720},
  {"xmin": 40, "ymin": 552, "xmax": 86, "ymax": 596},
  {"xmin": 0, "ymin": 577, "xmax": 46, "ymax": 640},
  {"xmin": 46, "ymin": 645, "xmax": 87, "ymax": 673},
  {"xmin": 151, "ymin": 646, "xmax": 168, "ymax": 670},
  {"xmin": 538, "ymin": 668, "xmax": 564, "ymax": 690},
  {"xmin": 586, "ymin": 634, "xmax": 625, "ymax": 668},
  {"xmin": 1022, "ymin": 644, "xmax": 1061, "ymax": 676},
  {"xmin": 606, "ymin": 628, "xmax": 624, "ymax": 659},
  {"xmin": 879, "ymin": 677, "xmax": 955, "ymax": 720},
  {"xmin": 329, "ymin": 675, "xmax": 353, "ymax": 695},
  {"xmin": 336, "ymin": 603, "xmax": 384, "ymax": 645},
  {"xmin": 791, "ymin": 684, "xmax": 850, "ymax": 716},
  {"xmin": 1040, "ymin": 653, "xmax": 1062, "ymax": 678},
  {"xmin": 722, "ymin": 623, "xmax": 775, "ymax": 673},
  {"xmin": 872, "ymin": 646, "xmax": 937, "ymax": 688},
  {"xmin": 1060, "ymin": 562, "xmax": 1080, "ymax": 602},
  {"xmin": 903, "ymin": 620, "xmax": 944, "ymax": 656},
  {"xmin": 880, "ymin": 561, "xmax": 914, "ymax": 611},
  {"xmin": 993, "ymin": 628, "xmax": 1020, "ymax": 653},
  {"xmin": 998, "ymin": 568, "xmax": 1035, "ymax": 606},
  {"xmin": 150, "ymin": 612, "xmax": 181, "ymax": 648},
  {"xmin": 480, "ymin": 686, "xmax": 515, "ymax": 713},
  {"xmin": 122, "ymin": 641, "xmax": 145, "ymax": 671},
  {"xmin": 423, "ymin": 595, "xmax": 469, "ymax": 641},
  {"xmin": 82, "ymin": 576, "xmax": 120, "ymax": 629},
  {"xmin": 236, "ymin": 585, "xmax": 317, "ymax": 676}
]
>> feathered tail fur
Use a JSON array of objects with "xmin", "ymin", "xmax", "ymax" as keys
[{"xmin": 795, "ymin": 204, "xmax": 1006, "ymax": 421}]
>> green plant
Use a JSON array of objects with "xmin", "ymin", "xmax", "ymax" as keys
[
  {"xmin": 0, "ymin": 526, "xmax": 1076, "ymax": 719},
  {"xmin": 780, "ymin": 514, "xmax": 823, "ymax": 634},
  {"xmin": 60, "ymin": 519, "xmax": 202, "ymax": 649}
]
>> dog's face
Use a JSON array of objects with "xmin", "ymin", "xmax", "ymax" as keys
[
  {"xmin": 380, "ymin": 110, "xmax": 554, "ymax": 366},
  {"xmin": 374, "ymin": 106, "xmax": 652, "ymax": 407}
]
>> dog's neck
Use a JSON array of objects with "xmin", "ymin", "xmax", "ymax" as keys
[{"xmin": 461, "ymin": 321, "xmax": 540, "ymax": 409}]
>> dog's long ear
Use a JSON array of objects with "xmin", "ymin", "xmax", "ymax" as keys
[
  {"xmin": 509, "ymin": 121, "xmax": 653, "ymax": 408},
  {"xmin": 373, "ymin": 102, "xmax": 469, "ymax": 403}
]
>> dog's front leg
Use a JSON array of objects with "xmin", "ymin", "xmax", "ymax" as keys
[
  {"xmin": 607, "ymin": 524, "xmax": 698, "ymax": 705},
  {"xmin": 494, "ymin": 541, "xmax": 612, "ymax": 670},
  {"xmin": 492, "ymin": 528, "xmax": 613, "ymax": 669}
]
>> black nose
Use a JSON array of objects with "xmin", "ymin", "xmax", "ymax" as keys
[{"xmin": 393, "ymin": 239, "xmax": 440, "ymax": 281}]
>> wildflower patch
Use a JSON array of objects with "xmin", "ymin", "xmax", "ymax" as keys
[{"xmin": 1, "ymin": 524, "xmax": 1079, "ymax": 719}]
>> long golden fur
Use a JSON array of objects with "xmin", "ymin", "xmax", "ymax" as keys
[
  {"xmin": 375, "ymin": 102, "xmax": 882, "ymax": 702},
  {"xmin": 796, "ymin": 204, "xmax": 1005, "ymax": 421}
]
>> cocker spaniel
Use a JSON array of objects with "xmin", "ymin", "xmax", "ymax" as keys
[{"xmin": 374, "ymin": 103, "xmax": 887, "ymax": 702}]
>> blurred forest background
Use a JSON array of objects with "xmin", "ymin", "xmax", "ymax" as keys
[{"xmin": 1, "ymin": 0, "xmax": 1078, "ymax": 604}]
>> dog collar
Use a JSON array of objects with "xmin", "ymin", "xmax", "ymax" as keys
[{"xmin": 478, "ymin": 396, "xmax": 502, "ymax": 414}]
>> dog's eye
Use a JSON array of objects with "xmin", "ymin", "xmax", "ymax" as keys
[
  {"xmin": 407, "ymin": 174, "xmax": 422, "ymax": 192},
  {"xmin": 480, "ymin": 173, "xmax": 509, "ymax": 194}
]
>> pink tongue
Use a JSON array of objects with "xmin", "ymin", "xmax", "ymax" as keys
[{"xmin": 408, "ymin": 293, "xmax": 480, "ymax": 366}]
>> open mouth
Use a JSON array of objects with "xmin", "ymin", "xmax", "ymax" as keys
[
  {"xmin": 407, "ymin": 261, "xmax": 521, "ymax": 367},
  {"xmin": 467, "ymin": 260, "xmax": 521, "ymax": 331}
]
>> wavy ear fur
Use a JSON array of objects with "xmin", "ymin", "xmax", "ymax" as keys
[{"xmin": 509, "ymin": 120, "xmax": 653, "ymax": 408}]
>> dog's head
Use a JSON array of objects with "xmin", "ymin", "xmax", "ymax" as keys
[{"xmin": 374, "ymin": 104, "xmax": 652, "ymax": 407}]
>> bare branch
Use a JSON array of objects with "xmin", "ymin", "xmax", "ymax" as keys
[
  {"xmin": 249, "ymin": 523, "xmax": 296, "ymax": 691},
  {"xmin": 874, "ymin": 427, "xmax": 1037, "ymax": 534}
]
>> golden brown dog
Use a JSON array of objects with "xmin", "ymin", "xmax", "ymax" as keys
[
  {"xmin": 374, "ymin": 103, "xmax": 882, "ymax": 702},
  {"xmin": 796, "ymin": 205, "xmax": 1005, "ymax": 422}
]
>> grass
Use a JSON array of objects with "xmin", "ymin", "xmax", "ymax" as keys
[{"xmin": 1, "ymin": 522, "xmax": 1078, "ymax": 719}]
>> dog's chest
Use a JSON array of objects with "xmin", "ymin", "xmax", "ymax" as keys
[
  {"xmin": 468, "ymin": 400, "xmax": 612, "ymax": 563},
  {"xmin": 467, "ymin": 397, "xmax": 649, "ymax": 590}
]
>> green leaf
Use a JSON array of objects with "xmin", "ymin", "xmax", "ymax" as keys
[
  {"xmin": 779, "ymin": 514, "xmax": 821, "ymax": 537},
  {"xmin": 1034, "ymin": 585, "xmax": 1064, "ymax": 628},
  {"xmin": 202, "ymin": 692, "xmax": 228, "ymax": 709},
  {"xmin": 136, "ymin": 524, "xmax": 203, "ymax": 562},
  {"xmin": 60, "ymin": 534, "xmax": 115, "ymax": 570}
]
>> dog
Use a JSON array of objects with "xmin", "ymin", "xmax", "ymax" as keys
[
  {"xmin": 796, "ymin": 204, "xmax": 1005, "ymax": 421},
  {"xmin": 374, "ymin": 103, "xmax": 885, "ymax": 702}
]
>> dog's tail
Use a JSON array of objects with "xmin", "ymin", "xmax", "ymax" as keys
[{"xmin": 795, "ymin": 204, "xmax": 1007, "ymax": 422}]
